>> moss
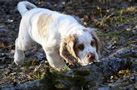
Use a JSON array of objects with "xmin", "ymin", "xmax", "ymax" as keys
[
  {"xmin": 70, "ymin": 75, "xmax": 85, "ymax": 86},
  {"xmin": 40, "ymin": 68, "xmax": 90, "ymax": 89},
  {"xmin": 40, "ymin": 68, "xmax": 57, "ymax": 89},
  {"xmin": 55, "ymin": 83, "xmax": 65, "ymax": 89},
  {"xmin": 74, "ymin": 69, "xmax": 90, "ymax": 76},
  {"xmin": 67, "ymin": 69, "xmax": 90, "ymax": 86},
  {"xmin": 135, "ymin": 82, "xmax": 137, "ymax": 89}
]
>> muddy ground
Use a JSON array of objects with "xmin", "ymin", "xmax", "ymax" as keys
[{"xmin": 0, "ymin": 0, "xmax": 137, "ymax": 89}]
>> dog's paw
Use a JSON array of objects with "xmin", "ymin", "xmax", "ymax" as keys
[
  {"xmin": 14, "ymin": 52, "xmax": 25, "ymax": 65},
  {"xmin": 14, "ymin": 58, "xmax": 24, "ymax": 65}
]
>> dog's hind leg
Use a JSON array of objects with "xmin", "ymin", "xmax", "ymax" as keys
[{"xmin": 14, "ymin": 28, "xmax": 33, "ymax": 65}]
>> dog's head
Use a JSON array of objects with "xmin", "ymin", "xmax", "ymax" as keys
[{"xmin": 60, "ymin": 28, "xmax": 101, "ymax": 66}]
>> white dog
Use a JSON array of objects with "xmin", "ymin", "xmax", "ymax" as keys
[{"xmin": 14, "ymin": 1, "xmax": 101, "ymax": 69}]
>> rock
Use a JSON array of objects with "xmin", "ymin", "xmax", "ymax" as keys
[
  {"xmin": 108, "ymin": 47, "xmax": 132, "ymax": 58},
  {"xmin": 132, "ymin": 26, "xmax": 137, "ymax": 35},
  {"xmin": 132, "ymin": 67, "xmax": 137, "ymax": 73},
  {"xmin": 1, "ymin": 56, "xmax": 133, "ymax": 90},
  {"xmin": 10, "ymin": 72, "xmax": 17, "ymax": 76},
  {"xmin": 34, "ymin": 52, "xmax": 45, "ymax": 60},
  {"xmin": 97, "ymin": 86, "xmax": 110, "ymax": 90}
]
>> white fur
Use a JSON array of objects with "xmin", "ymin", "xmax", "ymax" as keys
[
  {"xmin": 14, "ymin": 1, "xmax": 100, "ymax": 69},
  {"xmin": 76, "ymin": 30, "xmax": 99, "ymax": 65}
]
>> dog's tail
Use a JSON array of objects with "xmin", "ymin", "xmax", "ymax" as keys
[{"xmin": 17, "ymin": 1, "xmax": 37, "ymax": 16}]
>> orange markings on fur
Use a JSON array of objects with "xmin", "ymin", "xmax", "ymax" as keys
[
  {"xmin": 60, "ymin": 34, "xmax": 78, "ymax": 64},
  {"xmin": 37, "ymin": 13, "xmax": 53, "ymax": 38}
]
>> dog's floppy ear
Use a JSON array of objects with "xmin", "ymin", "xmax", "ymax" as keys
[
  {"xmin": 60, "ymin": 34, "xmax": 78, "ymax": 64},
  {"xmin": 87, "ymin": 28, "xmax": 101, "ymax": 55}
]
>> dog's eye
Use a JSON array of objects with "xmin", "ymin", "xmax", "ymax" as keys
[
  {"xmin": 77, "ymin": 44, "xmax": 84, "ymax": 51},
  {"xmin": 91, "ymin": 41, "xmax": 95, "ymax": 47}
]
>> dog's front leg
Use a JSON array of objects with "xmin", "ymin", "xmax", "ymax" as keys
[{"xmin": 43, "ymin": 47, "xmax": 69, "ymax": 70}]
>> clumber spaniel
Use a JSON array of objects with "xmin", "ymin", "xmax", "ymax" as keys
[{"xmin": 14, "ymin": 1, "xmax": 101, "ymax": 70}]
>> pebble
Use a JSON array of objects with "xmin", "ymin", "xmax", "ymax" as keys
[
  {"xmin": 34, "ymin": 52, "xmax": 45, "ymax": 60},
  {"xmin": 132, "ymin": 51, "xmax": 137, "ymax": 57},
  {"xmin": 132, "ymin": 67, "xmax": 137, "ymax": 73},
  {"xmin": 98, "ymin": 86, "xmax": 110, "ymax": 90},
  {"xmin": 10, "ymin": 72, "xmax": 17, "ymax": 76},
  {"xmin": 14, "ymin": 78, "xmax": 19, "ymax": 83},
  {"xmin": 0, "ymin": 25, "xmax": 5, "ymax": 29}
]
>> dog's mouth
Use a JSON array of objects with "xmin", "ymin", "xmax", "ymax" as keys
[
  {"xmin": 78, "ymin": 58, "xmax": 98, "ymax": 66},
  {"xmin": 88, "ymin": 58, "xmax": 97, "ymax": 63}
]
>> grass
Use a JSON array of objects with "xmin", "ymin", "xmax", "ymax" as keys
[
  {"xmin": 22, "ymin": 57, "xmax": 47, "ymax": 80},
  {"xmin": 95, "ymin": 5, "xmax": 136, "ymax": 48},
  {"xmin": 27, "ymin": 73, "xmax": 44, "ymax": 80},
  {"xmin": 27, "ymin": 69, "xmax": 45, "ymax": 80},
  {"xmin": 27, "ymin": 72, "xmax": 45, "ymax": 80},
  {"xmin": 94, "ymin": 6, "xmax": 137, "ymax": 27},
  {"xmin": 98, "ymin": 30, "xmax": 134, "ymax": 41}
]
